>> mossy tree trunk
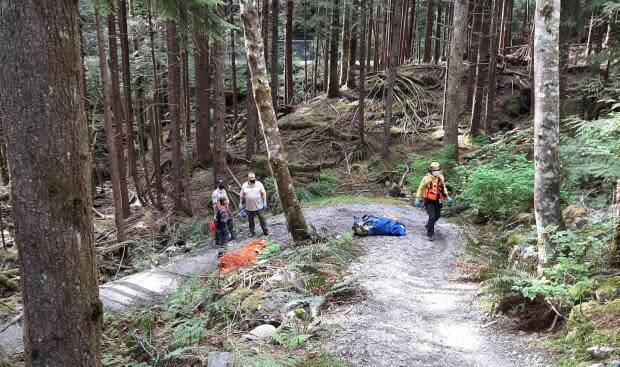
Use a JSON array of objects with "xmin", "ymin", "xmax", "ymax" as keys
[
  {"xmin": 271, "ymin": 0, "xmax": 279, "ymax": 110},
  {"xmin": 470, "ymin": 0, "xmax": 491, "ymax": 136},
  {"xmin": 1, "ymin": 2, "xmax": 102, "ymax": 364},
  {"xmin": 239, "ymin": 0, "xmax": 311, "ymax": 242},
  {"xmin": 213, "ymin": 7, "xmax": 228, "ymax": 187},
  {"xmin": 533, "ymin": 0, "xmax": 564, "ymax": 269},
  {"xmin": 340, "ymin": 4, "xmax": 351, "ymax": 86}
]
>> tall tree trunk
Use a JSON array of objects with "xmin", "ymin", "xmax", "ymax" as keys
[
  {"xmin": 382, "ymin": 0, "xmax": 403, "ymax": 159},
  {"xmin": 271, "ymin": 0, "xmax": 279, "ymax": 111},
  {"xmin": 166, "ymin": 20, "xmax": 185, "ymax": 212},
  {"xmin": 118, "ymin": 0, "xmax": 145, "ymax": 205},
  {"xmin": 313, "ymin": 8, "xmax": 322, "ymax": 96},
  {"xmin": 96, "ymin": 12, "xmax": 127, "ymax": 242},
  {"xmin": 213, "ymin": 11, "xmax": 228, "ymax": 187},
  {"xmin": 0, "ymin": 113, "xmax": 9, "ymax": 185},
  {"xmin": 533, "ymin": 0, "xmax": 564, "ymax": 268},
  {"xmin": 405, "ymin": 0, "xmax": 416, "ymax": 60},
  {"xmin": 559, "ymin": 0, "xmax": 577, "ymax": 117},
  {"xmin": 433, "ymin": 2, "xmax": 442, "ymax": 63},
  {"xmin": 303, "ymin": 0, "xmax": 308, "ymax": 99},
  {"xmin": 499, "ymin": 0, "xmax": 512, "ymax": 55},
  {"xmin": 239, "ymin": 0, "xmax": 311, "ymax": 242},
  {"xmin": 340, "ymin": 4, "xmax": 352, "ymax": 86},
  {"xmin": 470, "ymin": 0, "xmax": 491, "ymax": 136},
  {"xmin": 358, "ymin": 0, "xmax": 368, "ymax": 147},
  {"xmin": 423, "ymin": 0, "xmax": 434, "ymax": 62},
  {"xmin": 323, "ymin": 36, "xmax": 330, "ymax": 91},
  {"xmin": 284, "ymin": 0, "xmax": 294, "ymax": 104},
  {"xmin": 230, "ymin": 0, "xmax": 239, "ymax": 122},
  {"xmin": 327, "ymin": 0, "xmax": 341, "ymax": 98},
  {"xmin": 1, "ymin": 2, "xmax": 102, "ymax": 363},
  {"xmin": 148, "ymin": 104, "xmax": 163, "ymax": 210},
  {"xmin": 108, "ymin": 11, "xmax": 131, "ymax": 218},
  {"xmin": 367, "ymin": 0, "xmax": 375, "ymax": 71},
  {"xmin": 466, "ymin": 0, "xmax": 482, "ymax": 108},
  {"xmin": 482, "ymin": 0, "xmax": 500, "ymax": 132},
  {"xmin": 147, "ymin": 3, "xmax": 164, "ymax": 205},
  {"xmin": 263, "ymin": 0, "xmax": 270, "ymax": 71},
  {"xmin": 181, "ymin": 49, "xmax": 191, "ymax": 140},
  {"xmin": 612, "ymin": 179, "xmax": 620, "ymax": 265},
  {"xmin": 347, "ymin": 0, "xmax": 358, "ymax": 90},
  {"xmin": 195, "ymin": 34, "xmax": 213, "ymax": 166},
  {"xmin": 443, "ymin": 0, "xmax": 469, "ymax": 156},
  {"xmin": 246, "ymin": 64, "xmax": 258, "ymax": 159},
  {"xmin": 373, "ymin": 2, "xmax": 381, "ymax": 71}
]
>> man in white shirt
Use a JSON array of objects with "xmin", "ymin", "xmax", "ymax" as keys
[{"xmin": 240, "ymin": 172, "xmax": 268, "ymax": 236}]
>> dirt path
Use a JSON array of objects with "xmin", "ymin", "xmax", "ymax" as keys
[
  {"xmin": 318, "ymin": 203, "xmax": 550, "ymax": 367},
  {"xmin": 1, "ymin": 202, "xmax": 551, "ymax": 366}
]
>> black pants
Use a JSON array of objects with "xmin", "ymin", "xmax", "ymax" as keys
[
  {"xmin": 425, "ymin": 199, "xmax": 442, "ymax": 237},
  {"xmin": 247, "ymin": 209, "xmax": 268, "ymax": 235}
]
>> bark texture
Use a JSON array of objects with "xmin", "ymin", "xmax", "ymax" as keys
[
  {"xmin": 470, "ymin": 0, "xmax": 491, "ymax": 136},
  {"xmin": 443, "ymin": 0, "xmax": 469, "ymax": 155},
  {"xmin": 239, "ymin": 0, "xmax": 311, "ymax": 242},
  {"xmin": 96, "ymin": 11, "xmax": 126, "ymax": 243},
  {"xmin": 118, "ymin": 0, "xmax": 143, "ymax": 204},
  {"xmin": 340, "ymin": 4, "xmax": 352, "ymax": 86},
  {"xmin": 213, "ymin": 10, "xmax": 228, "ymax": 186},
  {"xmin": 271, "ymin": 0, "xmax": 279, "ymax": 110},
  {"xmin": 0, "ymin": 2, "xmax": 102, "ymax": 365},
  {"xmin": 358, "ymin": 0, "xmax": 368, "ymax": 147},
  {"xmin": 482, "ymin": 0, "xmax": 500, "ymax": 132},
  {"xmin": 195, "ymin": 34, "xmax": 213, "ymax": 165},
  {"xmin": 327, "ymin": 0, "xmax": 341, "ymax": 98},
  {"xmin": 166, "ymin": 20, "xmax": 185, "ymax": 212},
  {"xmin": 423, "ymin": 0, "xmax": 434, "ymax": 62},
  {"xmin": 108, "ymin": 12, "xmax": 131, "ymax": 218},
  {"xmin": 284, "ymin": 0, "xmax": 294, "ymax": 104},
  {"xmin": 383, "ymin": 0, "xmax": 403, "ymax": 159},
  {"xmin": 533, "ymin": 0, "xmax": 564, "ymax": 267}
]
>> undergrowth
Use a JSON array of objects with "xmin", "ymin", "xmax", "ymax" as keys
[{"xmin": 100, "ymin": 234, "xmax": 358, "ymax": 366}]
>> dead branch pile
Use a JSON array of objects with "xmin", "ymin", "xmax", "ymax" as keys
[{"xmin": 365, "ymin": 64, "xmax": 444, "ymax": 134}]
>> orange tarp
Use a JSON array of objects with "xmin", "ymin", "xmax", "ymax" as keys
[{"xmin": 218, "ymin": 239, "xmax": 267, "ymax": 274}]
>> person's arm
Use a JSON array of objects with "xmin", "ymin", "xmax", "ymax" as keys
[
  {"xmin": 260, "ymin": 183, "xmax": 267, "ymax": 206},
  {"xmin": 239, "ymin": 185, "xmax": 245, "ymax": 206},
  {"xmin": 212, "ymin": 191, "xmax": 218, "ymax": 209},
  {"xmin": 416, "ymin": 176, "xmax": 429, "ymax": 199}
]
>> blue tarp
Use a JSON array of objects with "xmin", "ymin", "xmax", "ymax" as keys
[{"xmin": 366, "ymin": 216, "xmax": 407, "ymax": 237}]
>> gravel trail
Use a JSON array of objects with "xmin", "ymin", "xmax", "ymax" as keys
[{"xmin": 310, "ymin": 203, "xmax": 551, "ymax": 367}]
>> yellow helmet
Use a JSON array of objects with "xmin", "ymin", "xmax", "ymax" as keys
[{"xmin": 429, "ymin": 162, "xmax": 441, "ymax": 171}]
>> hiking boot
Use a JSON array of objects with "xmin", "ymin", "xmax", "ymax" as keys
[
  {"xmin": 249, "ymin": 231, "xmax": 256, "ymax": 237},
  {"xmin": 262, "ymin": 231, "xmax": 269, "ymax": 237},
  {"xmin": 217, "ymin": 250, "xmax": 225, "ymax": 258},
  {"xmin": 427, "ymin": 234, "xmax": 435, "ymax": 242}
]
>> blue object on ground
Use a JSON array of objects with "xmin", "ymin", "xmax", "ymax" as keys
[{"xmin": 367, "ymin": 216, "xmax": 407, "ymax": 236}]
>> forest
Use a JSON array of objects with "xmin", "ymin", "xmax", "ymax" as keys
[{"xmin": 0, "ymin": 0, "xmax": 619, "ymax": 366}]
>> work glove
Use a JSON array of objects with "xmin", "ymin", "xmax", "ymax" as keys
[
  {"xmin": 262, "ymin": 202, "xmax": 268, "ymax": 210},
  {"xmin": 414, "ymin": 198, "xmax": 421, "ymax": 208},
  {"xmin": 239, "ymin": 204, "xmax": 247, "ymax": 218},
  {"xmin": 446, "ymin": 196, "xmax": 454, "ymax": 206}
]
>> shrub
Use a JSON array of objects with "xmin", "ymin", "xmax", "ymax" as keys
[{"xmin": 458, "ymin": 153, "xmax": 534, "ymax": 220}]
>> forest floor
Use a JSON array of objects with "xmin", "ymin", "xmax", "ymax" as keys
[{"xmin": 1, "ymin": 202, "xmax": 553, "ymax": 366}]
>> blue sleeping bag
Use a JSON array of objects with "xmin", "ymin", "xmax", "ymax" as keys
[{"xmin": 367, "ymin": 216, "xmax": 407, "ymax": 236}]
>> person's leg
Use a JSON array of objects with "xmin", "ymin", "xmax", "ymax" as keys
[
  {"xmin": 257, "ymin": 209, "xmax": 269, "ymax": 235},
  {"xmin": 426, "ymin": 200, "xmax": 438, "ymax": 238},
  {"xmin": 247, "ymin": 210, "xmax": 256, "ymax": 235},
  {"xmin": 227, "ymin": 218, "xmax": 234, "ymax": 240}
]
